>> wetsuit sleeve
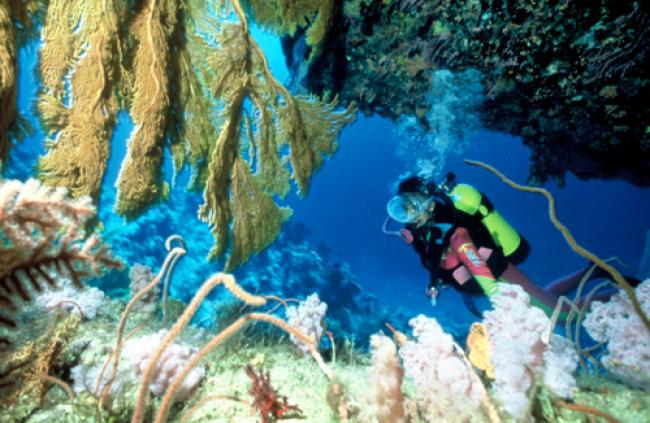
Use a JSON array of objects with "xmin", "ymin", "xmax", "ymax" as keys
[
  {"xmin": 448, "ymin": 227, "xmax": 499, "ymax": 296},
  {"xmin": 412, "ymin": 226, "xmax": 445, "ymax": 290}
]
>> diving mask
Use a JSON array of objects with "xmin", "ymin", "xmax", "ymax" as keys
[{"xmin": 386, "ymin": 194, "xmax": 431, "ymax": 224}]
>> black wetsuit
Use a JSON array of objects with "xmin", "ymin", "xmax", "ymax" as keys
[{"xmin": 406, "ymin": 197, "xmax": 528, "ymax": 296}]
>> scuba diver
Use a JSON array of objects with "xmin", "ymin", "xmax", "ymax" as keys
[{"xmin": 383, "ymin": 173, "xmax": 641, "ymax": 317}]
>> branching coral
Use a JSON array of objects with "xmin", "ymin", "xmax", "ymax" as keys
[
  {"xmin": 0, "ymin": 179, "xmax": 122, "ymax": 347},
  {"xmin": 7, "ymin": 0, "xmax": 356, "ymax": 270}
]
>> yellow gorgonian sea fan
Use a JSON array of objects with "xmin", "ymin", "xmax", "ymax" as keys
[
  {"xmin": 0, "ymin": 0, "xmax": 17, "ymax": 165},
  {"xmin": 115, "ymin": 0, "xmax": 178, "ymax": 216},
  {"xmin": 10, "ymin": 0, "xmax": 355, "ymax": 269},
  {"xmin": 196, "ymin": 1, "xmax": 356, "ymax": 269},
  {"xmin": 37, "ymin": 0, "xmax": 126, "ymax": 200},
  {"xmin": 244, "ymin": 0, "xmax": 335, "ymax": 62}
]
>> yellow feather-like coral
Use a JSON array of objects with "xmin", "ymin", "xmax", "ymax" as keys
[
  {"xmin": 38, "ymin": 0, "xmax": 125, "ymax": 200},
  {"xmin": 283, "ymin": 96, "xmax": 357, "ymax": 194},
  {"xmin": 247, "ymin": 0, "xmax": 335, "ymax": 62},
  {"xmin": 228, "ymin": 156, "xmax": 292, "ymax": 269},
  {"xmin": 0, "ymin": 1, "xmax": 17, "ymax": 164},
  {"xmin": 115, "ymin": 0, "xmax": 178, "ymax": 216},
  {"xmin": 3, "ymin": 0, "xmax": 355, "ymax": 269}
]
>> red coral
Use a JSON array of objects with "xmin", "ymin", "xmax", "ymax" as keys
[{"xmin": 245, "ymin": 364, "xmax": 301, "ymax": 423}]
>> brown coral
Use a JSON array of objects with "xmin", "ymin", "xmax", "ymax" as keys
[{"xmin": 0, "ymin": 179, "xmax": 122, "ymax": 347}]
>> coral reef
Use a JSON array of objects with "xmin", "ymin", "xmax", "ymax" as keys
[
  {"xmin": 0, "ymin": 179, "xmax": 121, "ymax": 347},
  {"xmin": 285, "ymin": 0, "xmax": 650, "ymax": 186},
  {"xmin": 583, "ymin": 279, "xmax": 650, "ymax": 390},
  {"xmin": 0, "ymin": 0, "xmax": 359, "ymax": 270}
]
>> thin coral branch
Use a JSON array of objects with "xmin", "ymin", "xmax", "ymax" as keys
[
  {"xmin": 133, "ymin": 273, "xmax": 268, "ymax": 423},
  {"xmin": 464, "ymin": 158, "xmax": 650, "ymax": 333},
  {"xmin": 100, "ymin": 236, "xmax": 185, "ymax": 411},
  {"xmin": 556, "ymin": 400, "xmax": 621, "ymax": 423},
  {"xmin": 34, "ymin": 371, "xmax": 74, "ymax": 401}
]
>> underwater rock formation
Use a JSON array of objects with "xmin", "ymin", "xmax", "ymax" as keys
[{"xmin": 284, "ymin": 0, "xmax": 650, "ymax": 186}]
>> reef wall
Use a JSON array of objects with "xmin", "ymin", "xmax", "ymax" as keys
[{"xmin": 283, "ymin": 0, "xmax": 650, "ymax": 186}]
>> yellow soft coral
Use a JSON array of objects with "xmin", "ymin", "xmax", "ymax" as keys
[
  {"xmin": 0, "ymin": 1, "xmax": 17, "ymax": 164},
  {"xmin": 115, "ymin": 0, "xmax": 177, "ymax": 216},
  {"xmin": 466, "ymin": 322, "xmax": 495, "ymax": 379},
  {"xmin": 3, "ymin": 0, "xmax": 355, "ymax": 270},
  {"xmin": 245, "ymin": 0, "xmax": 335, "ymax": 61},
  {"xmin": 38, "ymin": 0, "xmax": 125, "ymax": 200}
]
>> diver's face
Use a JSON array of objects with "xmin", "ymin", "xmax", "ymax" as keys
[{"xmin": 406, "ymin": 194, "xmax": 435, "ymax": 227}]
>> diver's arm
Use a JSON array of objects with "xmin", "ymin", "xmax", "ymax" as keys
[{"xmin": 449, "ymin": 227, "xmax": 499, "ymax": 296}]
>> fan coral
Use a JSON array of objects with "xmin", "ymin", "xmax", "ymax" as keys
[
  {"xmin": 0, "ymin": 178, "xmax": 121, "ymax": 346},
  {"xmin": 582, "ymin": 279, "xmax": 650, "ymax": 390},
  {"xmin": 3, "ymin": 0, "xmax": 357, "ymax": 271}
]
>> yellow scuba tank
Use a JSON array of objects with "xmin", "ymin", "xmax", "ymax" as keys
[{"xmin": 448, "ymin": 183, "xmax": 522, "ymax": 257}]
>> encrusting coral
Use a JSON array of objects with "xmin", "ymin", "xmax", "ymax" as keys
[
  {"xmin": 0, "ymin": 0, "xmax": 357, "ymax": 270},
  {"xmin": 0, "ymin": 312, "xmax": 80, "ymax": 409}
]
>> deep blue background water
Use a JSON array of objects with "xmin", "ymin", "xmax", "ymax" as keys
[{"xmin": 7, "ymin": 28, "xmax": 650, "ymax": 327}]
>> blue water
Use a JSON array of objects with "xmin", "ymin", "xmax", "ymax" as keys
[{"xmin": 7, "ymin": 28, "xmax": 650, "ymax": 330}]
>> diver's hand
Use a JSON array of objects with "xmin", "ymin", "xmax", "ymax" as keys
[{"xmin": 425, "ymin": 286, "xmax": 439, "ymax": 306}]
